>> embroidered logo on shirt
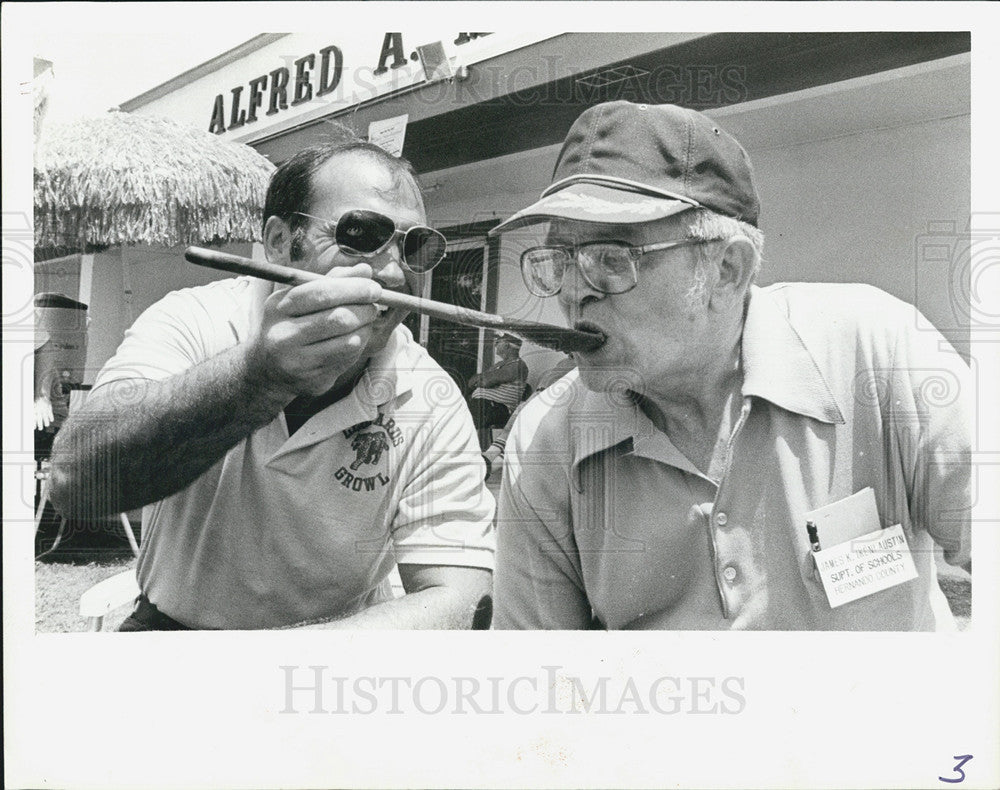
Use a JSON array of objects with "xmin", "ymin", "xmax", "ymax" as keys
[
  {"xmin": 336, "ymin": 414, "xmax": 405, "ymax": 493},
  {"xmin": 349, "ymin": 430, "xmax": 390, "ymax": 470},
  {"xmin": 343, "ymin": 414, "xmax": 404, "ymax": 447}
]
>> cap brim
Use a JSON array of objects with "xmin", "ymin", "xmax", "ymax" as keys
[{"xmin": 489, "ymin": 182, "xmax": 697, "ymax": 236}]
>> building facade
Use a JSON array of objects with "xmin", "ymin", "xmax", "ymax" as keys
[{"xmin": 103, "ymin": 31, "xmax": 971, "ymax": 383}]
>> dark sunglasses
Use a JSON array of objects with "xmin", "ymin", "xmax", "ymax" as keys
[{"xmin": 295, "ymin": 209, "xmax": 447, "ymax": 273}]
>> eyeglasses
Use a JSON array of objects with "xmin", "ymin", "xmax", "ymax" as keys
[
  {"xmin": 520, "ymin": 239, "xmax": 704, "ymax": 297},
  {"xmin": 295, "ymin": 209, "xmax": 447, "ymax": 273}
]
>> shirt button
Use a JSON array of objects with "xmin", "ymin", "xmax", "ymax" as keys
[
  {"xmin": 715, "ymin": 511, "xmax": 728, "ymax": 526},
  {"xmin": 722, "ymin": 566, "xmax": 738, "ymax": 583}
]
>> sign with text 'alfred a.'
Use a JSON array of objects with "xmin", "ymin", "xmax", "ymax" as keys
[{"xmin": 206, "ymin": 33, "xmax": 490, "ymax": 136}]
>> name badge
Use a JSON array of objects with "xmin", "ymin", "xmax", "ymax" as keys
[{"xmin": 813, "ymin": 524, "xmax": 918, "ymax": 608}]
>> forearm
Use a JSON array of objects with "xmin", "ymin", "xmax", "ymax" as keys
[
  {"xmin": 477, "ymin": 370, "xmax": 507, "ymax": 387},
  {"xmin": 478, "ymin": 362, "xmax": 523, "ymax": 388},
  {"xmin": 49, "ymin": 343, "xmax": 289, "ymax": 516},
  {"xmin": 294, "ymin": 566, "xmax": 493, "ymax": 630},
  {"xmin": 302, "ymin": 587, "xmax": 491, "ymax": 630}
]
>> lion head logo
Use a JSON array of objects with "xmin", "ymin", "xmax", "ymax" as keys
[{"xmin": 349, "ymin": 430, "xmax": 390, "ymax": 470}]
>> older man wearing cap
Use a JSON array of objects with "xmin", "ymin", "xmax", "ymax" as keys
[{"xmin": 491, "ymin": 101, "xmax": 971, "ymax": 631}]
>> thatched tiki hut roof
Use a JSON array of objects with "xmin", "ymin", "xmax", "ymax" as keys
[{"xmin": 34, "ymin": 112, "xmax": 274, "ymax": 257}]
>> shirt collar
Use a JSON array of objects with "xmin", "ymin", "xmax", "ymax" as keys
[
  {"xmin": 563, "ymin": 377, "xmax": 641, "ymax": 483},
  {"xmin": 359, "ymin": 323, "xmax": 416, "ymax": 407},
  {"xmin": 740, "ymin": 285, "xmax": 844, "ymax": 425},
  {"xmin": 303, "ymin": 324, "xmax": 418, "ymax": 434},
  {"xmin": 565, "ymin": 384, "xmax": 706, "ymax": 485},
  {"xmin": 566, "ymin": 284, "xmax": 844, "ymax": 475},
  {"xmin": 265, "ymin": 325, "xmax": 417, "ymax": 461}
]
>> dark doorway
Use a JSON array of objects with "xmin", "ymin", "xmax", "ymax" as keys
[{"xmin": 423, "ymin": 245, "xmax": 485, "ymax": 396}]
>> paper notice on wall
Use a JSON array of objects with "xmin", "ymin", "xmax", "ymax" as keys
[{"xmin": 368, "ymin": 114, "xmax": 409, "ymax": 157}]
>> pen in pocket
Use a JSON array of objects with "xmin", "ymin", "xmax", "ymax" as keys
[
  {"xmin": 806, "ymin": 520, "xmax": 822, "ymax": 582},
  {"xmin": 806, "ymin": 520, "xmax": 822, "ymax": 552}
]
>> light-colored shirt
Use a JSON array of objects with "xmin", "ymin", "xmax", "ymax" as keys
[
  {"xmin": 534, "ymin": 357, "xmax": 576, "ymax": 391},
  {"xmin": 94, "ymin": 277, "xmax": 495, "ymax": 629},
  {"xmin": 494, "ymin": 283, "xmax": 971, "ymax": 631}
]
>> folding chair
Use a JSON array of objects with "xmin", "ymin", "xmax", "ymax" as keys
[
  {"xmin": 34, "ymin": 386, "xmax": 140, "ymax": 559},
  {"xmin": 34, "ymin": 463, "xmax": 139, "ymax": 559},
  {"xmin": 79, "ymin": 569, "xmax": 140, "ymax": 632}
]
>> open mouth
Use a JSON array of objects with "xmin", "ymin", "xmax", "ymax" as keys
[{"xmin": 573, "ymin": 320, "xmax": 607, "ymax": 348}]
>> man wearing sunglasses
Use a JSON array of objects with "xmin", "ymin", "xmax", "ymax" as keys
[
  {"xmin": 50, "ymin": 127, "xmax": 495, "ymax": 630},
  {"xmin": 490, "ymin": 101, "xmax": 971, "ymax": 631}
]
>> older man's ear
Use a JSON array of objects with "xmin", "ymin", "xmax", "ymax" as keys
[{"xmin": 709, "ymin": 237, "xmax": 758, "ymax": 312}]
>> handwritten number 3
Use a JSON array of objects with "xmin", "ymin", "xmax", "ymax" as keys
[{"xmin": 939, "ymin": 754, "xmax": 973, "ymax": 784}]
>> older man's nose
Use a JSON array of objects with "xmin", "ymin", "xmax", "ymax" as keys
[{"xmin": 557, "ymin": 260, "xmax": 600, "ymax": 312}]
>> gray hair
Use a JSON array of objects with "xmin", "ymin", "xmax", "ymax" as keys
[
  {"xmin": 677, "ymin": 208, "xmax": 764, "ymax": 308},
  {"xmin": 682, "ymin": 208, "xmax": 764, "ymax": 282}
]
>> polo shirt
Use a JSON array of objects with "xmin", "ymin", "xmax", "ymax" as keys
[
  {"xmin": 494, "ymin": 283, "xmax": 971, "ymax": 631},
  {"xmin": 93, "ymin": 277, "xmax": 495, "ymax": 629}
]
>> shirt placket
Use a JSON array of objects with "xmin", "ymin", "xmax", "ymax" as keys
[{"xmin": 706, "ymin": 397, "xmax": 754, "ymax": 619}]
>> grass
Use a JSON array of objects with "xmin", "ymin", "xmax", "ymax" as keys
[
  {"xmin": 35, "ymin": 553, "xmax": 136, "ymax": 632},
  {"xmin": 939, "ymin": 577, "xmax": 971, "ymax": 623}
]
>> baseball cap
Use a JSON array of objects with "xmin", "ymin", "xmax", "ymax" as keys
[
  {"xmin": 490, "ymin": 101, "xmax": 759, "ymax": 234},
  {"xmin": 493, "ymin": 331, "xmax": 522, "ymax": 348}
]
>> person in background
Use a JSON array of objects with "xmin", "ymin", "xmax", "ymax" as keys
[
  {"xmin": 482, "ymin": 352, "xmax": 576, "ymax": 480},
  {"xmin": 49, "ymin": 125, "xmax": 495, "ymax": 630},
  {"xmin": 491, "ymin": 100, "xmax": 970, "ymax": 631},
  {"xmin": 33, "ymin": 293, "xmax": 88, "ymax": 446},
  {"xmin": 467, "ymin": 332, "xmax": 529, "ymax": 450},
  {"xmin": 33, "ymin": 293, "xmax": 89, "ymax": 554}
]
